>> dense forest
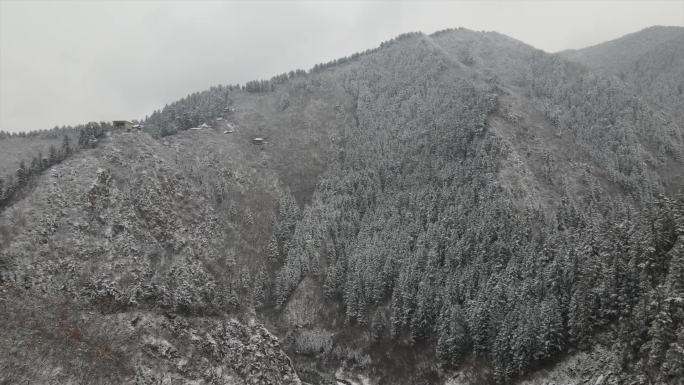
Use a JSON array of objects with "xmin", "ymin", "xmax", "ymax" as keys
[
  {"xmin": 263, "ymin": 32, "xmax": 684, "ymax": 383},
  {"xmin": 562, "ymin": 26, "xmax": 684, "ymax": 127},
  {"xmin": 1, "ymin": 27, "xmax": 683, "ymax": 385},
  {"xmin": 108, "ymin": 29, "xmax": 684, "ymax": 383}
]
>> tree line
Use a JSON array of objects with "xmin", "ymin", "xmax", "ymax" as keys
[{"xmin": 0, "ymin": 123, "xmax": 108, "ymax": 211}]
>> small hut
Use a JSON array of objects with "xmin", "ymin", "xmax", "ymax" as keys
[
  {"xmin": 252, "ymin": 137, "xmax": 265, "ymax": 145},
  {"xmin": 113, "ymin": 120, "xmax": 133, "ymax": 131}
]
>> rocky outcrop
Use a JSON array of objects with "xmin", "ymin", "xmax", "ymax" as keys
[
  {"xmin": 506, "ymin": 343, "xmax": 621, "ymax": 385},
  {"xmin": 132, "ymin": 313, "xmax": 301, "ymax": 384}
]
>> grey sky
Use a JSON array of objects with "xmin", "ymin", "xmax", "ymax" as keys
[{"xmin": 1, "ymin": 0, "xmax": 682, "ymax": 132}]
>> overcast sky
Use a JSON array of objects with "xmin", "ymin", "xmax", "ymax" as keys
[{"xmin": 1, "ymin": 1, "xmax": 682, "ymax": 132}]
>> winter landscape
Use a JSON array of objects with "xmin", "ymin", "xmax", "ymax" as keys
[{"xmin": 0, "ymin": 2, "xmax": 683, "ymax": 384}]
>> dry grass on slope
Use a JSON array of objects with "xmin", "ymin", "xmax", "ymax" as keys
[{"xmin": 0, "ymin": 286, "xmax": 133, "ymax": 385}]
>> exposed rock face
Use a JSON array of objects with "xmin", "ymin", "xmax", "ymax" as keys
[
  {"xmin": 511, "ymin": 343, "xmax": 622, "ymax": 385},
  {"xmin": 132, "ymin": 314, "xmax": 301, "ymax": 385}
]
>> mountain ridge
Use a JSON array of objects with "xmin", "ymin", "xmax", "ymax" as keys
[
  {"xmin": 1, "ymin": 26, "xmax": 683, "ymax": 385},
  {"xmin": 560, "ymin": 25, "xmax": 684, "ymax": 127},
  {"xmin": 560, "ymin": 25, "xmax": 684, "ymax": 66}
]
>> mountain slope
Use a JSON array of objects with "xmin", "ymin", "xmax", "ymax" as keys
[
  {"xmin": 0, "ymin": 131, "xmax": 303, "ymax": 384},
  {"xmin": 1, "ymin": 27, "xmax": 683, "ymax": 385},
  {"xmin": 561, "ymin": 26, "xmax": 684, "ymax": 125},
  {"xmin": 267, "ymin": 29, "xmax": 684, "ymax": 383},
  {"xmin": 0, "ymin": 286, "xmax": 301, "ymax": 385},
  {"xmin": 561, "ymin": 26, "xmax": 684, "ymax": 72}
]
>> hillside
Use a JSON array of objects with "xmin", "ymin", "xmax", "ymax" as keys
[
  {"xmin": 560, "ymin": 26, "xmax": 684, "ymax": 72},
  {"xmin": 1, "ymin": 286, "xmax": 300, "ymax": 384},
  {"xmin": 266, "ymin": 29, "xmax": 684, "ymax": 384},
  {"xmin": 561, "ymin": 26, "xmax": 684, "ymax": 125},
  {"xmin": 0, "ymin": 130, "xmax": 303, "ymax": 383},
  {"xmin": 0, "ymin": 131, "xmax": 72, "ymax": 176},
  {"xmin": 1, "ymin": 27, "xmax": 683, "ymax": 385}
]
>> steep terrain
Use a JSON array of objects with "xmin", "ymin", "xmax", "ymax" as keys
[
  {"xmin": 0, "ymin": 131, "xmax": 302, "ymax": 384},
  {"xmin": 1, "ymin": 27, "xmax": 683, "ymax": 385},
  {"xmin": 561, "ymin": 26, "xmax": 684, "ymax": 125},
  {"xmin": 262, "ymin": 29, "xmax": 682, "ymax": 383},
  {"xmin": 0, "ymin": 129, "xmax": 74, "ymax": 176},
  {"xmin": 1, "ymin": 286, "xmax": 300, "ymax": 384}
]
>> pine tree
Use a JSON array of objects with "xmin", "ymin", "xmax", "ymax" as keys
[
  {"xmin": 4, "ymin": 175, "xmax": 15, "ymax": 202},
  {"xmin": 243, "ymin": 207, "xmax": 254, "ymax": 227},
  {"xmin": 29, "ymin": 157, "xmax": 39, "ymax": 176},
  {"xmin": 662, "ymin": 327, "xmax": 684, "ymax": 379},
  {"xmin": 535, "ymin": 297, "xmax": 565, "ymax": 361},
  {"xmin": 266, "ymin": 235, "xmax": 280, "ymax": 264},
  {"xmin": 665, "ymin": 238, "xmax": 684, "ymax": 298},
  {"xmin": 48, "ymin": 145, "xmax": 58, "ymax": 165},
  {"xmin": 370, "ymin": 308, "xmax": 386, "ymax": 340},
  {"xmin": 645, "ymin": 288, "xmax": 675, "ymax": 379},
  {"xmin": 16, "ymin": 161, "xmax": 27, "ymax": 187},
  {"xmin": 274, "ymin": 188, "xmax": 301, "ymax": 254},
  {"xmin": 436, "ymin": 302, "xmax": 469, "ymax": 364},
  {"xmin": 410, "ymin": 279, "xmax": 435, "ymax": 340},
  {"xmin": 239, "ymin": 265, "xmax": 251, "ymax": 294},
  {"xmin": 36, "ymin": 151, "xmax": 44, "ymax": 171},
  {"xmin": 78, "ymin": 128, "xmax": 87, "ymax": 148},
  {"xmin": 61, "ymin": 134, "xmax": 72, "ymax": 157},
  {"xmin": 251, "ymin": 270, "xmax": 267, "ymax": 308}
]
